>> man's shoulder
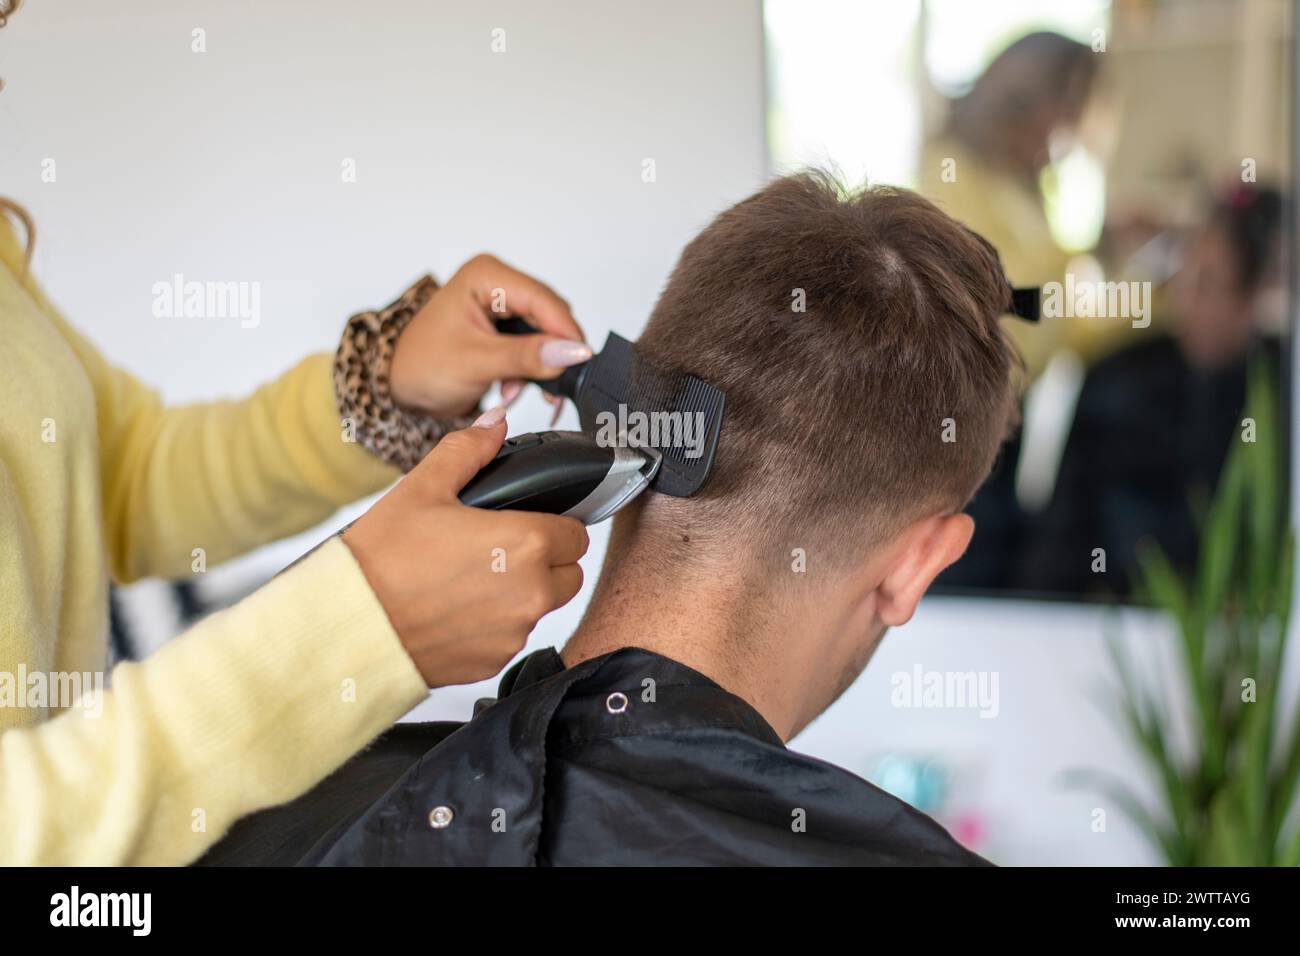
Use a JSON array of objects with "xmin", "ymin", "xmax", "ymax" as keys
[
  {"xmin": 310, "ymin": 647, "xmax": 990, "ymax": 867},
  {"xmin": 544, "ymin": 715, "xmax": 989, "ymax": 866}
]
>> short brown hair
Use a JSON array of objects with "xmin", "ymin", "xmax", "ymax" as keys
[{"xmin": 634, "ymin": 171, "xmax": 1019, "ymax": 563}]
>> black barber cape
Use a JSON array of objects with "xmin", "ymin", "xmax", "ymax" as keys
[{"xmin": 285, "ymin": 647, "xmax": 989, "ymax": 866}]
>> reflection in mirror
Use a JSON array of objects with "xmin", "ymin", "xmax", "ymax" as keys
[{"xmin": 765, "ymin": 0, "xmax": 1292, "ymax": 602}]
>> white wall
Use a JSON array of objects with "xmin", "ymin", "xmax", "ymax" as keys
[{"xmin": 3, "ymin": 0, "xmax": 1179, "ymax": 865}]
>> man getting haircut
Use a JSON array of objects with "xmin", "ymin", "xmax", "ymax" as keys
[{"xmin": 206, "ymin": 171, "xmax": 1020, "ymax": 866}]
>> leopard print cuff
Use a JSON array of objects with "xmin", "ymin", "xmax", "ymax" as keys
[{"xmin": 333, "ymin": 275, "xmax": 477, "ymax": 472}]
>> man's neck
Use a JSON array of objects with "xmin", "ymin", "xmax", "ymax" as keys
[{"xmin": 561, "ymin": 553, "xmax": 803, "ymax": 740}]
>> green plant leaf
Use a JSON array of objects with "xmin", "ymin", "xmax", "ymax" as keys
[
  {"xmin": 1096, "ymin": 357, "xmax": 1292, "ymax": 866},
  {"xmin": 1243, "ymin": 361, "xmax": 1280, "ymax": 608}
]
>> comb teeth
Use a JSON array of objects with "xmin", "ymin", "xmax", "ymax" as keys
[
  {"xmin": 659, "ymin": 375, "xmax": 725, "ymax": 466},
  {"xmin": 575, "ymin": 332, "xmax": 726, "ymax": 497}
]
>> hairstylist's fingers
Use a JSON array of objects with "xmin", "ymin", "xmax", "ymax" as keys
[
  {"xmin": 472, "ymin": 327, "xmax": 592, "ymax": 383},
  {"xmin": 457, "ymin": 253, "xmax": 585, "ymax": 342},
  {"xmin": 521, "ymin": 512, "xmax": 589, "ymax": 565},
  {"xmin": 549, "ymin": 562, "xmax": 585, "ymax": 609},
  {"xmin": 500, "ymin": 379, "xmax": 525, "ymax": 406},
  {"xmin": 544, "ymin": 392, "xmax": 566, "ymax": 426},
  {"xmin": 417, "ymin": 407, "xmax": 507, "ymax": 498}
]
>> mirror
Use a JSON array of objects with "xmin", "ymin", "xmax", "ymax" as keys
[{"xmin": 765, "ymin": 0, "xmax": 1292, "ymax": 602}]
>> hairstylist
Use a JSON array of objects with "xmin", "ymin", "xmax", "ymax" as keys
[{"xmin": 0, "ymin": 195, "xmax": 592, "ymax": 864}]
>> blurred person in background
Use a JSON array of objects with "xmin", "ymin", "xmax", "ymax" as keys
[
  {"xmin": 1020, "ymin": 183, "xmax": 1286, "ymax": 597},
  {"xmin": 921, "ymin": 31, "xmax": 1101, "ymax": 591}
]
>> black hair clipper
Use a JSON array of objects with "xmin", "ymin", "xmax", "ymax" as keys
[{"xmin": 459, "ymin": 430, "xmax": 662, "ymax": 523}]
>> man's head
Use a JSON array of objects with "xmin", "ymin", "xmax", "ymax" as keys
[{"xmin": 568, "ymin": 171, "xmax": 1019, "ymax": 737}]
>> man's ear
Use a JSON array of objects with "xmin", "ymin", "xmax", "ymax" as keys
[{"xmin": 875, "ymin": 514, "xmax": 974, "ymax": 628}]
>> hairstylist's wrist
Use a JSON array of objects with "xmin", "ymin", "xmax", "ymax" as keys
[{"xmin": 333, "ymin": 276, "xmax": 476, "ymax": 473}]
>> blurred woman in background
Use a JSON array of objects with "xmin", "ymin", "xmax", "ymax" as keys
[
  {"xmin": 920, "ymin": 30, "xmax": 1099, "ymax": 381},
  {"xmin": 922, "ymin": 31, "xmax": 1101, "ymax": 591}
]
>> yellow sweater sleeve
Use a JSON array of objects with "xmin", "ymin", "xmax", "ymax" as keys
[
  {"xmin": 34, "ymin": 304, "xmax": 401, "ymax": 582},
  {"xmin": 1, "ymin": 537, "xmax": 429, "ymax": 865},
  {"xmin": 3, "ymin": 216, "xmax": 401, "ymax": 581}
]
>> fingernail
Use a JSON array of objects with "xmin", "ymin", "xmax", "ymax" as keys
[
  {"xmin": 499, "ymin": 381, "xmax": 522, "ymax": 405},
  {"xmin": 472, "ymin": 403, "xmax": 507, "ymax": 428},
  {"xmin": 539, "ymin": 339, "xmax": 593, "ymax": 368}
]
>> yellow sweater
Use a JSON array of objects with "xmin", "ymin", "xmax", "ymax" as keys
[
  {"xmin": 0, "ymin": 215, "xmax": 428, "ymax": 864},
  {"xmin": 918, "ymin": 136, "xmax": 1130, "ymax": 382}
]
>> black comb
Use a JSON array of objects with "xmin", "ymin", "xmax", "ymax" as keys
[{"xmin": 495, "ymin": 317, "xmax": 725, "ymax": 497}]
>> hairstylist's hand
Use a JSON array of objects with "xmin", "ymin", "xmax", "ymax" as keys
[
  {"xmin": 389, "ymin": 253, "xmax": 591, "ymax": 420},
  {"xmin": 342, "ymin": 407, "xmax": 588, "ymax": 688}
]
